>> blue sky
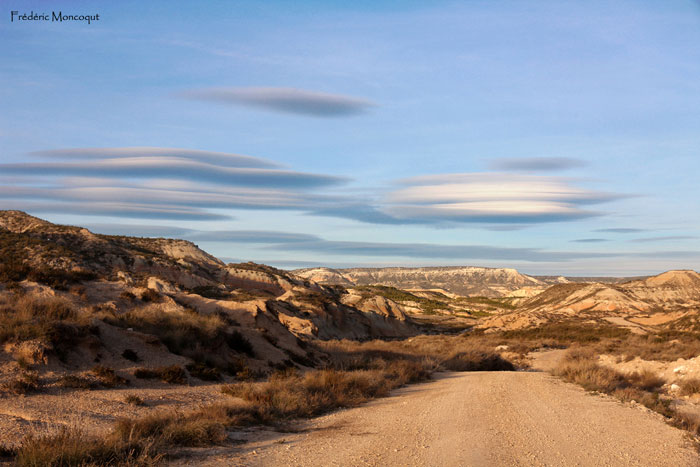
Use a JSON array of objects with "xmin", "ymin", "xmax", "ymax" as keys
[{"xmin": 1, "ymin": 0, "xmax": 699, "ymax": 275}]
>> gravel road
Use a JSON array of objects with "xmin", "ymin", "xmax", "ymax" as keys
[{"xmin": 187, "ymin": 371, "xmax": 699, "ymax": 466}]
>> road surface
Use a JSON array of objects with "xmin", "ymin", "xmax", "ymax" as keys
[{"xmin": 180, "ymin": 371, "xmax": 699, "ymax": 466}]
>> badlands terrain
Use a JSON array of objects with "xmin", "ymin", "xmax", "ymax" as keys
[{"xmin": 1, "ymin": 210, "xmax": 700, "ymax": 465}]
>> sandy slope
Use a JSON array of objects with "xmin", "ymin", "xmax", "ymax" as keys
[{"xmin": 181, "ymin": 372, "xmax": 699, "ymax": 467}]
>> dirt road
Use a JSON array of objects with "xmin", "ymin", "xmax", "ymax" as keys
[{"xmin": 181, "ymin": 371, "xmax": 699, "ymax": 466}]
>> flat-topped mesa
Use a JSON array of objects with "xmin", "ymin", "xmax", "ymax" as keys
[{"xmin": 295, "ymin": 265, "xmax": 543, "ymax": 297}]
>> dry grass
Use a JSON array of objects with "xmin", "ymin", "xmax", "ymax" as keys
[
  {"xmin": 14, "ymin": 427, "xmax": 158, "ymax": 467},
  {"xmin": 592, "ymin": 331, "xmax": 700, "ymax": 362},
  {"xmin": 221, "ymin": 364, "xmax": 427, "ymax": 420},
  {"xmin": 679, "ymin": 378, "xmax": 700, "ymax": 396},
  {"xmin": 3, "ymin": 372, "xmax": 40, "ymax": 395},
  {"xmin": 124, "ymin": 395, "xmax": 145, "ymax": 406}
]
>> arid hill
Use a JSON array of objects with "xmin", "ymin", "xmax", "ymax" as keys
[
  {"xmin": 0, "ymin": 211, "xmax": 414, "ymax": 379},
  {"xmin": 478, "ymin": 270, "xmax": 700, "ymax": 331}
]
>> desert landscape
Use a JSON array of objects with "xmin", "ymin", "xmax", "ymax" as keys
[
  {"xmin": 4, "ymin": 2, "xmax": 700, "ymax": 465},
  {"xmin": 1, "ymin": 211, "xmax": 700, "ymax": 465}
]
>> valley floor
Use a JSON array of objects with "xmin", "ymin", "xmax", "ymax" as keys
[{"xmin": 176, "ymin": 370, "xmax": 699, "ymax": 467}]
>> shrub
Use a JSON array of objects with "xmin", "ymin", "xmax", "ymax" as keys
[
  {"xmin": 679, "ymin": 378, "xmax": 700, "ymax": 396},
  {"xmin": 442, "ymin": 350, "xmax": 516, "ymax": 372},
  {"xmin": 134, "ymin": 365, "xmax": 187, "ymax": 385},
  {"xmin": 140, "ymin": 289, "xmax": 163, "ymax": 303},
  {"xmin": 14, "ymin": 427, "xmax": 153, "ymax": 466},
  {"xmin": 119, "ymin": 291, "xmax": 136, "ymax": 302},
  {"xmin": 124, "ymin": 394, "xmax": 145, "ymax": 406},
  {"xmin": 627, "ymin": 370, "xmax": 665, "ymax": 391},
  {"xmin": 57, "ymin": 375, "xmax": 95, "ymax": 389},
  {"xmin": 191, "ymin": 285, "xmax": 229, "ymax": 299},
  {"xmin": 0, "ymin": 296, "xmax": 87, "ymax": 360},
  {"xmin": 554, "ymin": 357, "xmax": 627, "ymax": 393},
  {"xmin": 186, "ymin": 362, "xmax": 222, "ymax": 381},
  {"xmin": 3, "ymin": 372, "xmax": 40, "ymax": 395},
  {"xmin": 91, "ymin": 366, "xmax": 128, "ymax": 388}
]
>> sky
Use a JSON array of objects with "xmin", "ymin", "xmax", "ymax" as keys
[{"xmin": 1, "ymin": 0, "xmax": 699, "ymax": 276}]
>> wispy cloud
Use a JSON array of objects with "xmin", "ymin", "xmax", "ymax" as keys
[
  {"xmin": 382, "ymin": 173, "xmax": 621, "ymax": 224},
  {"xmin": 31, "ymin": 147, "xmax": 279, "ymax": 168},
  {"xmin": 0, "ymin": 158, "xmax": 343, "ymax": 189},
  {"xmin": 595, "ymin": 228, "xmax": 646, "ymax": 233},
  {"xmin": 488, "ymin": 157, "xmax": 586, "ymax": 172},
  {"xmin": 630, "ymin": 235, "xmax": 696, "ymax": 243},
  {"xmin": 0, "ymin": 146, "xmax": 347, "ymax": 221},
  {"xmin": 572, "ymin": 238, "xmax": 609, "ymax": 243},
  {"xmin": 86, "ymin": 224, "xmax": 321, "ymax": 243},
  {"xmin": 272, "ymin": 239, "xmax": 614, "ymax": 262},
  {"xmin": 0, "ymin": 148, "xmax": 625, "ymax": 227},
  {"xmin": 5, "ymin": 201, "xmax": 230, "ymax": 221},
  {"xmin": 180, "ymin": 87, "xmax": 375, "ymax": 117}
]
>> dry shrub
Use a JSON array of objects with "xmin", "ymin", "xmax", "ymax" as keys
[
  {"xmin": 442, "ymin": 350, "xmax": 515, "ymax": 371},
  {"xmin": 124, "ymin": 395, "xmax": 145, "ymax": 406},
  {"xmin": 585, "ymin": 329, "xmax": 700, "ymax": 363},
  {"xmin": 222, "ymin": 361, "xmax": 432, "ymax": 421},
  {"xmin": 0, "ymin": 295, "xmax": 87, "ymax": 359},
  {"xmin": 114, "ymin": 411, "xmax": 227, "ymax": 447},
  {"xmin": 222, "ymin": 369, "xmax": 392, "ymax": 419},
  {"xmin": 626, "ymin": 370, "xmax": 665, "ymax": 391},
  {"xmin": 3, "ymin": 372, "xmax": 40, "ymax": 395},
  {"xmin": 186, "ymin": 362, "xmax": 222, "ymax": 381},
  {"xmin": 670, "ymin": 411, "xmax": 700, "ymax": 436},
  {"xmin": 140, "ymin": 289, "xmax": 163, "ymax": 303},
  {"xmin": 14, "ymin": 427, "xmax": 156, "ymax": 466},
  {"xmin": 613, "ymin": 387, "xmax": 674, "ymax": 418},
  {"xmin": 91, "ymin": 365, "xmax": 129, "ymax": 388},
  {"xmin": 554, "ymin": 351, "xmax": 627, "ymax": 393},
  {"xmin": 679, "ymin": 378, "xmax": 700, "ymax": 396},
  {"xmin": 57, "ymin": 375, "xmax": 95, "ymax": 390},
  {"xmin": 134, "ymin": 365, "xmax": 187, "ymax": 385}
]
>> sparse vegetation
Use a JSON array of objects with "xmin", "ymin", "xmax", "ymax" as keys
[
  {"xmin": 0, "ymin": 295, "xmax": 89, "ymax": 362},
  {"xmin": 91, "ymin": 365, "xmax": 129, "ymax": 388},
  {"xmin": 186, "ymin": 362, "xmax": 222, "ymax": 381},
  {"xmin": 124, "ymin": 394, "xmax": 145, "ymax": 406},
  {"xmin": 14, "ymin": 427, "xmax": 157, "ymax": 466},
  {"xmin": 140, "ymin": 289, "xmax": 163, "ymax": 303},
  {"xmin": 134, "ymin": 365, "xmax": 188, "ymax": 384},
  {"xmin": 679, "ymin": 378, "xmax": 700, "ymax": 396},
  {"xmin": 101, "ymin": 305, "xmax": 254, "ymax": 374},
  {"xmin": 3, "ymin": 372, "xmax": 40, "ymax": 395},
  {"xmin": 57, "ymin": 375, "xmax": 95, "ymax": 390}
]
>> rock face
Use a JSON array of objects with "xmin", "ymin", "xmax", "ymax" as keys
[{"xmin": 295, "ymin": 266, "xmax": 544, "ymax": 297}]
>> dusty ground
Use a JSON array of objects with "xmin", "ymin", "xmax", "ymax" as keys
[
  {"xmin": 0, "ymin": 382, "xmax": 229, "ymax": 446},
  {"xmin": 173, "ymin": 371, "xmax": 699, "ymax": 467}
]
